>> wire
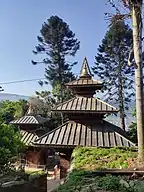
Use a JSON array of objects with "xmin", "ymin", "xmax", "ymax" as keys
[
  {"xmin": 0, "ymin": 73, "xmax": 81, "ymax": 85},
  {"xmin": 0, "ymin": 78, "xmax": 46, "ymax": 85}
]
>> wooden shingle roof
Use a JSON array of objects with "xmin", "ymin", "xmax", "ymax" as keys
[
  {"xmin": 33, "ymin": 120, "xmax": 135, "ymax": 148},
  {"xmin": 20, "ymin": 130, "xmax": 38, "ymax": 146},
  {"xmin": 10, "ymin": 115, "xmax": 49, "ymax": 125},
  {"xmin": 52, "ymin": 96, "xmax": 118, "ymax": 113},
  {"xmin": 66, "ymin": 78, "xmax": 103, "ymax": 87}
]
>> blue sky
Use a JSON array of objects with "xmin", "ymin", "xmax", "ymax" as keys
[{"xmin": 0, "ymin": 0, "xmax": 113, "ymax": 96}]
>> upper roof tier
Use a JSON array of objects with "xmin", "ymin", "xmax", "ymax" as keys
[
  {"xmin": 52, "ymin": 96, "xmax": 118, "ymax": 114},
  {"xmin": 66, "ymin": 57, "xmax": 103, "ymax": 97}
]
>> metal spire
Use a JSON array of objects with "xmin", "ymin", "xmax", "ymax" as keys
[{"xmin": 80, "ymin": 57, "xmax": 92, "ymax": 79}]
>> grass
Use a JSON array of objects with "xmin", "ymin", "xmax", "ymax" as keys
[
  {"xmin": 72, "ymin": 147, "xmax": 137, "ymax": 170},
  {"xmin": 25, "ymin": 170, "xmax": 45, "ymax": 176}
]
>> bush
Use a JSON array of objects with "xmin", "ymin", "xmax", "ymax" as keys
[
  {"xmin": 72, "ymin": 147, "xmax": 137, "ymax": 170},
  {"xmin": 57, "ymin": 171, "xmax": 142, "ymax": 192}
]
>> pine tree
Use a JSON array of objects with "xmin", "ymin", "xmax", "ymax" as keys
[
  {"xmin": 32, "ymin": 15, "xmax": 80, "ymax": 105},
  {"xmin": 92, "ymin": 21, "xmax": 135, "ymax": 130}
]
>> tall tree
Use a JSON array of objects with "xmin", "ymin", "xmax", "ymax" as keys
[
  {"xmin": 106, "ymin": 0, "xmax": 144, "ymax": 162},
  {"xmin": 93, "ymin": 21, "xmax": 134, "ymax": 130},
  {"xmin": 32, "ymin": 15, "xmax": 80, "ymax": 105}
]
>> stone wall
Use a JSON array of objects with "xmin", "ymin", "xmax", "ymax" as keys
[{"xmin": 0, "ymin": 174, "xmax": 47, "ymax": 192}]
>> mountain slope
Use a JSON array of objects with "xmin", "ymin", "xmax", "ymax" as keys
[{"xmin": 0, "ymin": 93, "xmax": 29, "ymax": 101}]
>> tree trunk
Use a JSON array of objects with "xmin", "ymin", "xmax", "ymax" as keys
[
  {"xmin": 120, "ymin": 109, "xmax": 125, "ymax": 130},
  {"xmin": 58, "ymin": 58, "xmax": 64, "ymax": 125},
  {"xmin": 132, "ymin": 1, "xmax": 144, "ymax": 161},
  {"xmin": 60, "ymin": 84, "xmax": 64, "ymax": 124},
  {"xmin": 118, "ymin": 75, "xmax": 125, "ymax": 130}
]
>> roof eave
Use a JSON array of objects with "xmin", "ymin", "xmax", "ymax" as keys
[{"xmin": 52, "ymin": 110, "xmax": 118, "ymax": 113}]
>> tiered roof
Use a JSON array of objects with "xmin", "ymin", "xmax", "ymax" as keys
[{"xmin": 34, "ymin": 58, "xmax": 135, "ymax": 148}]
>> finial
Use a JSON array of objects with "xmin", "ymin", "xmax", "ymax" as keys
[
  {"xmin": 80, "ymin": 57, "xmax": 92, "ymax": 79},
  {"xmin": 27, "ymin": 102, "xmax": 33, "ymax": 115}
]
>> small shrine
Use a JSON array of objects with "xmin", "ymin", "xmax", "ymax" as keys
[
  {"xmin": 34, "ymin": 58, "xmax": 135, "ymax": 149},
  {"xmin": 10, "ymin": 103, "xmax": 50, "ymax": 168}
]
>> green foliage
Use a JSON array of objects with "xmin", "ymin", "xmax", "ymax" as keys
[
  {"xmin": 27, "ymin": 170, "xmax": 45, "ymax": 182},
  {"xmin": 52, "ymin": 82, "xmax": 74, "ymax": 103},
  {"xmin": 0, "ymin": 100, "xmax": 28, "ymax": 124},
  {"xmin": 72, "ymin": 147, "xmax": 137, "ymax": 170},
  {"xmin": 57, "ymin": 171, "xmax": 143, "ymax": 192},
  {"xmin": 127, "ymin": 108, "xmax": 137, "ymax": 143},
  {"xmin": 32, "ymin": 15, "xmax": 80, "ymax": 103},
  {"xmin": 127, "ymin": 122, "xmax": 137, "ymax": 143},
  {"xmin": 0, "ymin": 123, "xmax": 24, "ymax": 174},
  {"xmin": 30, "ymin": 91, "xmax": 61, "ymax": 130},
  {"xmin": 30, "ymin": 91, "xmax": 55, "ymax": 117}
]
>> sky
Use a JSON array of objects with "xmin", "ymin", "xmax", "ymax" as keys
[{"xmin": 0, "ymin": 0, "xmax": 113, "ymax": 96}]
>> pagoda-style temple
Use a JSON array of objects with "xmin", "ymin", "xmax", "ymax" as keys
[
  {"xmin": 10, "ymin": 104, "xmax": 50, "ymax": 168},
  {"xmin": 34, "ymin": 58, "xmax": 135, "ymax": 149}
]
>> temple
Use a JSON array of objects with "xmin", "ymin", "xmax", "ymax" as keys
[
  {"xmin": 10, "ymin": 58, "xmax": 135, "ymax": 177},
  {"xmin": 34, "ymin": 58, "xmax": 135, "ymax": 149},
  {"xmin": 10, "ymin": 104, "xmax": 50, "ymax": 169}
]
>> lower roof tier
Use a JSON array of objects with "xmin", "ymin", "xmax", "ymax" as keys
[
  {"xmin": 52, "ymin": 96, "xmax": 118, "ymax": 114},
  {"xmin": 10, "ymin": 115, "xmax": 49, "ymax": 125},
  {"xmin": 21, "ymin": 130, "xmax": 38, "ymax": 146},
  {"xmin": 33, "ymin": 120, "xmax": 135, "ymax": 148},
  {"xmin": 20, "ymin": 129, "xmax": 46, "ymax": 146}
]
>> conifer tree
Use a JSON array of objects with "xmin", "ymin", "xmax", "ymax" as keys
[
  {"xmin": 32, "ymin": 15, "xmax": 80, "ymax": 105},
  {"xmin": 92, "ymin": 21, "xmax": 135, "ymax": 130}
]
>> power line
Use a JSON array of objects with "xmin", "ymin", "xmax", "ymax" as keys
[{"xmin": 0, "ymin": 78, "xmax": 46, "ymax": 85}]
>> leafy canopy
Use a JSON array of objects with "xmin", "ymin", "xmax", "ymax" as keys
[
  {"xmin": 0, "ymin": 123, "xmax": 24, "ymax": 174},
  {"xmin": 0, "ymin": 100, "xmax": 28, "ymax": 124}
]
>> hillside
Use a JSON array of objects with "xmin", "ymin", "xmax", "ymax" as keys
[{"xmin": 0, "ymin": 93, "xmax": 29, "ymax": 101}]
